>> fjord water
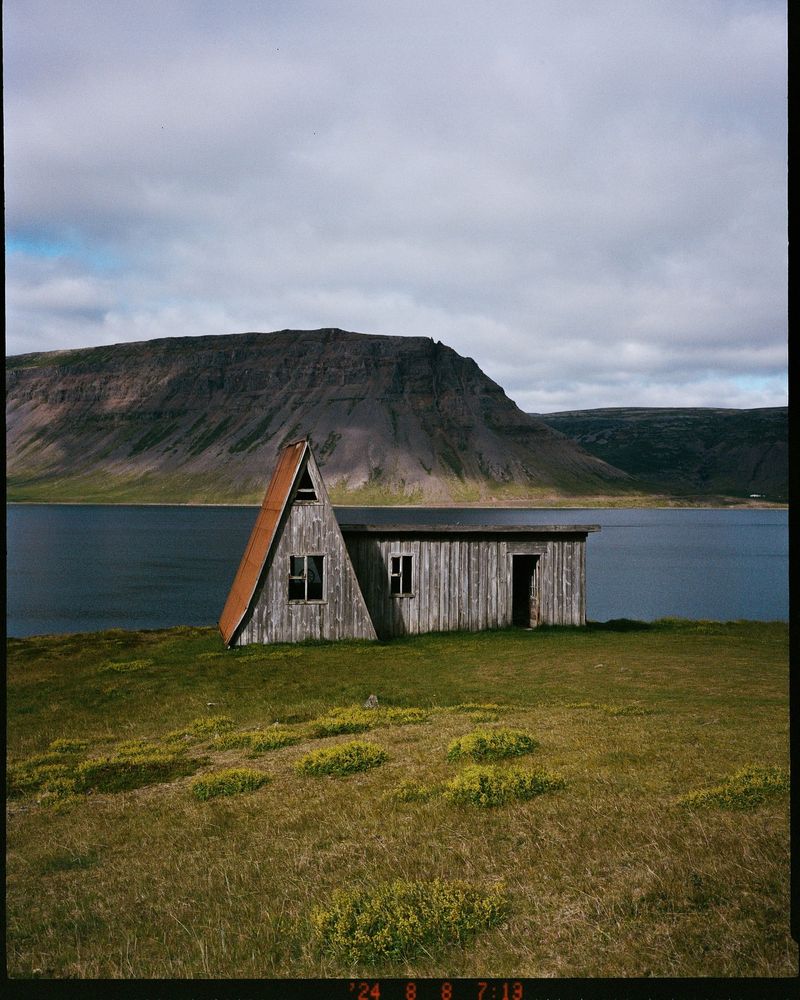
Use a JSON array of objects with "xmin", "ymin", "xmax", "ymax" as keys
[{"xmin": 6, "ymin": 504, "xmax": 788, "ymax": 638}]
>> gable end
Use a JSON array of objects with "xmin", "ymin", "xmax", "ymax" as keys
[
  {"xmin": 220, "ymin": 440, "xmax": 377, "ymax": 646},
  {"xmin": 218, "ymin": 439, "xmax": 308, "ymax": 645}
]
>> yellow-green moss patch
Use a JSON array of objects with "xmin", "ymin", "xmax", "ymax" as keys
[
  {"xmin": 308, "ymin": 705, "xmax": 428, "ymax": 737},
  {"xmin": 446, "ymin": 728, "xmax": 539, "ymax": 762},
  {"xmin": 211, "ymin": 729, "xmax": 299, "ymax": 753},
  {"xmin": 311, "ymin": 878, "xmax": 507, "ymax": 962},
  {"xmin": 679, "ymin": 765, "xmax": 789, "ymax": 810},
  {"xmin": 75, "ymin": 749, "xmax": 204, "ymax": 794},
  {"xmin": 191, "ymin": 767, "xmax": 270, "ymax": 800},
  {"xmin": 47, "ymin": 738, "xmax": 89, "ymax": 754},
  {"xmin": 98, "ymin": 659, "xmax": 154, "ymax": 674},
  {"xmin": 444, "ymin": 764, "xmax": 566, "ymax": 808},
  {"xmin": 296, "ymin": 740, "xmax": 388, "ymax": 777}
]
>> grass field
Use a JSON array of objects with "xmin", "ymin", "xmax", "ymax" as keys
[{"xmin": 6, "ymin": 620, "xmax": 794, "ymax": 979}]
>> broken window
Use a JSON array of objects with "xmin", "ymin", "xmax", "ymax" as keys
[
  {"xmin": 295, "ymin": 467, "xmax": 318, "ymax": 503},
  {"xmin": 390, "ymin": 554, "xmax": 413, "ymax": 596},
  {"xmin": 289, "ymin": 554, "xmax": 324, "ymax": 601}
]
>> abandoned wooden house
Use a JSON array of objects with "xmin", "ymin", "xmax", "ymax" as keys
[{"xmin": 219, "ymin": 439, "xmax": 599, "ymax": 646}]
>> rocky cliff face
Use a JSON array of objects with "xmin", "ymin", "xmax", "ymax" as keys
[
  {"xmin": 535, "ymin": 407, "xmax": 788, "ymax": 503},
  {"xmin": 7, "ymin": 328, "xmax": 633, "ymax": 503}
]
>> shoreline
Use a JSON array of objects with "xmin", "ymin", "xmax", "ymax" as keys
[
  {"xmin": 6, "ymin": 616, "xmax": 791, "ymax": 642},
  {"xmin": 6, "ymin": 499, "xmax": 789, "ymax": 510}
]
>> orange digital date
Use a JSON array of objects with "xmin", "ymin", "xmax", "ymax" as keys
[
  {"xmin": 477, "ymin": 982, "xmax": 523, "ymax": 1000},
  {"xmin": 349, "ymin": 981, "xmax": 380, "ymax": 1000}
]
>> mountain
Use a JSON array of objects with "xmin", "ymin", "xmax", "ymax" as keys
[
  {"xmin": 6, "ymin": 328, "xmax": 635, "ymax": 504},
  {"xmin": 535, "ymin": 407, "xmax": 788, "ymax": 503}
]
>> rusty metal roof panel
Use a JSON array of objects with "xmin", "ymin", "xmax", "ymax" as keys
[{"xmin": 219, "ymin": 439, "xmax": 307, "ymax": 646}]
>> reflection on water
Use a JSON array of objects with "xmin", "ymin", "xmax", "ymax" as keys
[{"xmin": 6, "ymin": 504, "xmax": 788, "ymax": 637}]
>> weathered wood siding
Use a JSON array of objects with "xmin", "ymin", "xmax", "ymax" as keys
[
  {"xmin": 223, "ymin": 437, "xmax": 594, "ymax": 647},
  {"xmin": 344, "ymin": 532, "xmax": 587, "ymax": 639},
  {"xmin": 234, "ymin": 465, "xmax": 377, "ymax": 645}
]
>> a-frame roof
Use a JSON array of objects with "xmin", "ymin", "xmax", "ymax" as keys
[{"xmin": 219, "ymin": 439, "xmax": 308, "ymax": 646}]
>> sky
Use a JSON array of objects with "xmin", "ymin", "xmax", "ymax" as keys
[{"xmin": 3, "ymin": 0, "xmax": 787, "ymax": 412}]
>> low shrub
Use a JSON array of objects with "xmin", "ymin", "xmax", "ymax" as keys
[
  {"xmin": 7, "ymin": 741, "xmax": 207, "ymax": 799},
  {"xmin": 311, "ymin": 878, "xmax": 507, "ymax": 962},
  {"xmin": 679, "ymin": 765, "xmax": 789, "ymax": 810},
  {"xmin": 75, "ymin": 749, "xmax": 204, "ymax": 794},
  {"xmin": 98, "ymin": 659, "xmax": 154, "ymax": 673},
  {"xmin": 296, "ymin": 741, "xmax": 388, "ymax": 777},
  {"xmin": 113, "ymin": 739, "xmax": 164, "ymax": 759},
  {"xmin": 154, "ymin": 717, "xmax": 235, "ymax": 746},
  {"xmin": 35, "ymin": 776, "xmax": 79, "ymax": 803},
  {"xmin": 308, "ymin": 709, "xmax": 371, "ymax": 737},
  {"xmin": 48, "ymin": 738, "xmax": 89, "ymax": 754},
  {"xmin": 247, "ymin": 730, "xmax": 298, "ymax": 752},
  {"xmin": 191, "ymin": 767, "xmax": 270, "ymax": 801},
  {"xmin": 211, "ymin": 729, "xmax": 298, "ymax": 753},
  {"xmin": 446, "ymin": 728, "xmax": 539, "ymax": 763},
  {"xmin": 309, "ymin": 706, "xmax": 428, "ymax": 737},
  {"xmin": 444, "ymin": 764, "xmax": 566, "ymax": 808},
  {"xmin": 562, "ymin": 701, "xmax": 655, "ymax": 716},
  {"xmin": 210, "ymin": 731, "xmax": 260, "ymax": 751},
  {"xmin": 12, "ymin": 752, "xmax": 66, "ymax": 769},
  {"xmin": 448, "ymin": 703, "xmax": 507, "ymax": 713},
  {"xmin": 189, "ymin": 715, "xmax": 235, "ymax": 737},
  {"xmin": 7, "ymin": 760, "xmax": 75, "ymax": 798},
  {"xmin": 379, "ymin": 707, "xmax": 429, "ymax": 726},
  {"xmin": 161, "ymin": 729, "xmax": 194, "ymax": 747}
]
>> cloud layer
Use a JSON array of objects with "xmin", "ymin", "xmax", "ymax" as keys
[{"xmin": 4, "ymin": 0, "xmax": 787, "ymax": 410}]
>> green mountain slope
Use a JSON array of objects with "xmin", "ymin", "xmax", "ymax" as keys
[{"xmin": 535, "ymin": 407, "xmax": 788, "ymax": 503}]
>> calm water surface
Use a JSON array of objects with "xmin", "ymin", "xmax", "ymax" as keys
[{"xmin": 6, "ymin": 504, "xmax": 788, "ymax": 637}]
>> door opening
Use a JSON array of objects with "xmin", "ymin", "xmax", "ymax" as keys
[{"xmin": 512, "ymin": 555, "xmax": 540, "ymax": 627}]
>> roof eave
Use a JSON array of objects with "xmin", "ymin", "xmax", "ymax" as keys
[
  {"xmin": 338, "ymin": 523, "xmax": 601, "ymax": 534},
  {"xmin": 218, "ymin": 439, "xmax": 309, "ymax": 646}
]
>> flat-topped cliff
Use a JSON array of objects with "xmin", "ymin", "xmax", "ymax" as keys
[{"xmin": 7, "ymin": 329, "xmax": 633, "ymax": 503}]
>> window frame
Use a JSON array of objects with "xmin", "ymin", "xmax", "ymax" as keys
[
  {"xmin": 294, "ymin": 467, "xmax": 319, "ymax": 504},
  {"xmin": 288, "ymin": 553, "xmax": 326, "ymax": 603},
  {"xmin": 389, "ymin": 553, "xmax": 414, "ymax": 597}
]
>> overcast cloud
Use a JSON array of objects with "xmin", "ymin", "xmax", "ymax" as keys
[{"xmin": 3, "ymin": 0, "xmax": 787, "ymax": 411}]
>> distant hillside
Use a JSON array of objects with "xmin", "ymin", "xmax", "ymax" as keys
[
  {"xmin": 535, "ymin": 407, "xmax": 788, "ymax": 503},
  {"xmin": 6, "ymin": 329, "xmax": 635, "ymax": 504}
]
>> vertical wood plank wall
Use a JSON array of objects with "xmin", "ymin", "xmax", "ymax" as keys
[
  {"xmin": 235, "ymin": 517, "xmax": 588, "ymax": 644},
  {"xmin": 235, "ymin": 502, "xmax": 377, "ymax": 645},
  {"xmin": 345, "ymin": 533, "xmax": 588, "ymax": 640}
]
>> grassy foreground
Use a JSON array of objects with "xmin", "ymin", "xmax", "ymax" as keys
[{"xmin": 6, "ymin": 620, "xmax": 794, "ymax": 979}]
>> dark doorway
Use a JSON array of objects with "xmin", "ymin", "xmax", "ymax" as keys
[{"xmin": 512, "ymin": 555, "xmax": 539, "ymax": 627}]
